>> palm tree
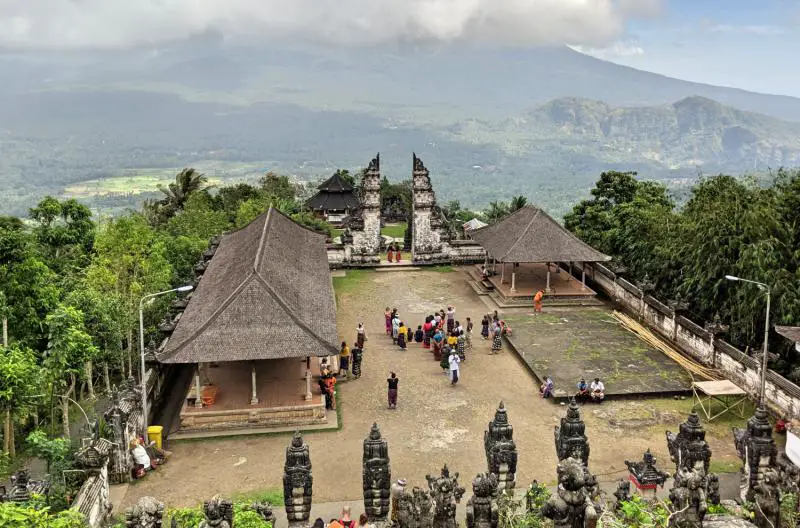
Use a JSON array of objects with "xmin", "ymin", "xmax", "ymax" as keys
[
  {"xmin": 145, "ymin": 168, "xmax": 208, "ymax": 224},
  {"xmin": 485, "ymin": 201, "xmax": 510, "ymax": 224},
  {"xmin": 509, "ymin": 195, "xmax": 528, "ymax": 212}
]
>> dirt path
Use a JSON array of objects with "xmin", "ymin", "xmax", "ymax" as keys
[{"xmin": 120, "ymin": 268, "xmax": 743, "ymax": 509}]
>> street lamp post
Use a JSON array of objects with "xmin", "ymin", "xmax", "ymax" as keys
[
  {"xmin": 725, "ymin": 275, "xmax": 771, "ymax": 405},
  {"xmin": 139, "ymin": 285, "xmax": 193, "ymax": 430}
]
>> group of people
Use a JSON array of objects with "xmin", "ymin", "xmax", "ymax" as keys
[
  {"xmin": 479, "ymin": 311, "xmax": 508, "ymax": 354},
  {"xmin": 320, "ymin": 323, "xmax": 369, "ymax": 411},
  {"xmin": 130, "ymin": 436, "xmax": 170, "ymax": 479},
  {"xmin": 386, "ymin": 243, "xmax": 403, "ymax": 263},
  {"xmin": 310, "ymin": 505, "xmax": 372, "ymax": 528},
  {"xmin": 538, "ymin": 375, "xmax": 606, "ymax": 402}
]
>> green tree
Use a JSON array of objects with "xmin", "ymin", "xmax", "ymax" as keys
[
  {"xmin": 509, "ymin": 195, "xmax": 528, "ymax": 212},
  {"xmin": 145, "ymin": 168, "xmax": 209, "ymax": 225},
  {"xmin": 28, "ymin": 197, "xmax": 94, "ymax": 275},
  {"xmin": 260, "ymin": 172, "xmax": 297, "ymax": 201},
  {"xmin": 485, "ymin": 201, "xmax": 510, "ymax": 224},
  {"xmin": 0, "ymin": 344, "xmax": 40, "ymax": 457}
]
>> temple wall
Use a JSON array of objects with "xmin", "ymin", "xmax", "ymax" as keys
[
  {"xmin": 70, "ymin": 465, "xmax": 111, "ymax": 528},
  {"xmin": 572, "ymin": 261, "xmax": 800, "ymax": 418}
]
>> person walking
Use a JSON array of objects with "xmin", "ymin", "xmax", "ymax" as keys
[
  {"xmin": 356, "ymin": 322, "xmax": 366, "ymax": 348},
  {"xmin": 465, "ymin": 317, "xmax": 474, "ymax": 349},
  {"xmin": 339, "ymin": 341, "xmax": 350, "ymax": 379},
  {"xmin": 384, "ymin": 307, "xmax": 392, "ymax": 336},
  {"xmin": 387, "ymin": 372, "xmax": 399, "ymax": 409},
  {"xmin": 534, "ymin": 289, "xmax": 544, "ymax": 313},
  {"xmin": 481, "ymin": 315, "xmax": 490, "ymax": 340},
  {"xmin": 446, "ymin": 305, "xmax": 456, "ymax": 334},
  {"xmin": 448, "ymin": 349, "xmax": 461, "ymax": 385},
  {"xmin": 391, "ymin": 313, "xmax": 400, "ymax": 344},
  {"xmin": 351, "ymin": 344, "xmax": 363, "ymax": 379},
  {"xmin": 491, "ymin": 321, "xmax": 503, "ymax": 354}
]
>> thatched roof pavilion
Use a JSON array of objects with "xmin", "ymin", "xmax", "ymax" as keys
[{"xmin": 305, "ymin": 172, "xmax": 360, "ymax": 225}]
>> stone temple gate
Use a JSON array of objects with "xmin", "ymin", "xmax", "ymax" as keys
[{"xmin": 339, "ymin": 153, "xmax": 471, "ymax": 265}]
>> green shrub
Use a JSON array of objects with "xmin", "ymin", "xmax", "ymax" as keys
[{"xmin": 0, "ymin": 502, "xmax": 87, "ymax": 527}]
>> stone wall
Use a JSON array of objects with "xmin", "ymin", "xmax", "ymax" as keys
[
  {"xmin": 411, "ymin": 154, "xmax": 451, "ymax": 263},
  {"xmin": 572, "ymin": 261, "xmax": 800, "ymax": 418},
  {"xmin": 341, "ymin": 155, "xmax": 382, "ymax": 264},
  {"xmin": 70, "ymin": 465, "xmax": 111, "ymax": 527}
]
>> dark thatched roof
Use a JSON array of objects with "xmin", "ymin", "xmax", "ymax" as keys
[
  {"xmin": 306, "ymin": 190, "xmax": 360, "ymax": 212},
  {"xmin": 469, "ymin": 205, "xmax": 611, "ymax": 263},
  {"xmin": 317, "ymin": 172, "xmax": 354, "ymax": 192},
  {"xmin": 158, "ymin": 208, "xmax": 339, "ymax": 364},
  {"xmin": 777, "ymin": 326, "xmax": 800, "ymax": 343}
]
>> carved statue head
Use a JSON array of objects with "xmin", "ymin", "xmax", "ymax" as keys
[
  {"xmin": 369, "ymin": 422, "xmax": 382, "ymax": 441},
  {"xmin": 292, "ymin": 431, "xmax": 304, "ymax": 448},
  {"xmin": 557, "ymin": 458, "xmax": 586, "ymax": 492},
  {"xmin": 472, "ymin": 473, "xmax": 498, "ymax": 498},
  {"xmin": 126, "ymin": 496, "xmax": 165, "ymax": 528}
]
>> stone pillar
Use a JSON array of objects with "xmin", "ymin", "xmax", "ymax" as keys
[
  {"xmin": 581, "ymin": 270, "xmax": 586, "ymax": 290},
  {"xmin": 250, "ymin": 364, "xmax": 259, "ymax": 405},
  {"xmin": 342, "ymin": 154, "xmax": 382, "ymax": 264},
  {"xmin": 485, "ymin": 401, "xmax": 517, "ymax": 490},
  {"xmin": 511, "ymin": 272, "xmax": 516, "ymax": 293},
  {"xmin": 500, "ymin": 262, "xmax": 505, "ymax": 283},
  {"xmin": 194, "ymin": 367, "xmax": 203, "ymax": 408},
  {"xmin": 410, "ymin": 154, "xmax": 451, "ymax": 262},
  {"xmin": 305, "ymin": 369, "xmax": 313, "ymax": 402},
  {"xmin": 545, "ymin": 267, "xmax": 551, "ymax": 294}
]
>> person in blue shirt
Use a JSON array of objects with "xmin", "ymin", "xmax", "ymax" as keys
[{"xmin": 576, "ymin": 377, "xmax": 589, "ymax": 400}]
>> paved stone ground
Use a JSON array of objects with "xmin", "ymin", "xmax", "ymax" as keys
[
  {"xmin": 117, "ymin": 268, "xmax": 747, "ymax": 513},
  {"xmin": 504, "ymin": 310, "xmax": 693, "ymax": 398}
]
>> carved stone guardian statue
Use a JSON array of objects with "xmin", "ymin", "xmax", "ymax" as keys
[
  {"xmin": 199, "ymin": 497, "xmax": 233, "ymax": 528},
  {"xmin": 555, "ymin": 399, "xmax": 590, "ymax": 466},
  {"xmin": 484, "ymin": 401, "xmax": 518, "ymax": 490},
  {"xmin": 667, "ymin": 467, "xmax": 707, "ymax": 528},
  {"xmin": 425, "ymin": 465, "xmax": 466, "ymax": 528},
  {"xmin": 541, "ymin": 457, "xmax": 598, "ymax": 528},
  {"xmin": 283, "ymin": 431, "xmax": 313, "ymax": 526},
  {"xmin": 466, "ymin": 473, "xmax": 499, "ymax": 528},
  {"xmin": 733, "ymin": 406, "xmax": 778, "ymax": 502},
  {"xmin": 752, "ymin": 467, "xmax": 781, "ymax": 528},
  {"xmin": 397, "ymin": 487, "xmax": 434, "ymax": 528},
  {"xmin": 125, "ymin": 496, "xmax": 165, "ymax": 528},
  {"xmin": 363, "ymin": 423, "xmax": 391, "ymax": 523}
]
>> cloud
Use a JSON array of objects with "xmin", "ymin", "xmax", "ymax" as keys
[
  {"xmin": 570, "ymin": 40, "xmax": 644, "ymax": 59},
  {"xmin": 0, "ymin": 0, "xmax": 660, "ymax": 51}
]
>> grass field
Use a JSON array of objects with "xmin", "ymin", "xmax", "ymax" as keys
[{"xmin": 381, "ymin": 223, "xmax": 406, "ymax": 238}]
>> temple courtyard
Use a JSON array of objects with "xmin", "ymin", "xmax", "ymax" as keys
[{"xmin": 119, "ymin": 267, "xmax": 749, "ymax": 510}]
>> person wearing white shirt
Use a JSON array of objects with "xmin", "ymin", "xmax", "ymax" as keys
[
  {"xmin": 131, "ymin": 438, "xmax": 151, "ymax": 470},
  {"xmin": 448, "ymin": 351, "xmax": 461, "ymax": 385},
  {"xmin": 590, "ymin": 377, "xmax": 605, "ymax": 402}
]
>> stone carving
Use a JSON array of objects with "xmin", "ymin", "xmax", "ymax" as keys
[
  {"xmin": 625, "ymin": 449, "xmax": 669, "ymax": 495},
  {"xmin": 666, "ymin": 412, "xmax": 712, "ymax": 474},
  {"xmin": 707, "ymin": 474, "xmax": 720, "ymax": 506},
  {"xmin": 397, "ymin": 487, "xmax": 435, "ymax": 528},
  {"xmin": 541, "ymin": 457, "xmax": 598, "ymax": 528},
  {"xmin": 667, "ymin": 467, "xmax": 707, "ymax": 528},
  {"xmin": 125, "ymin": 496, "xmax": 165, "ymax": 528},
  {"xmin": 104, "ymin": 380, "xmax": 144, "ymax": 484},
  {"xmin": 411, "ymin": 154, "xmax": 451, "ymax": 263},
  {"xmin": 752, "ymin": 467, "xmax": 781, "ymax": 528},
  {"xmin": 612, "ymin": 480, "xmax": 631, "ymax": 511},
  {"xmin": 391, "ymin": 479, "xmax": 408, "ymax": 526},
  {"xmin": 555, "ymin": 398, "xmax": 590, "ymax": 466},
  {"xmin": 283, "ymin": 431, "xmax": 313, "ymax": 525},
  {"xmin": 363, "ymin": 423, "xmax": 391, "ymax": 522},
  {"xmin": 6, "ymin": 470, "xmax": 31, "ymax": 503},
  {"xmin": 425, "ymin": 465, "xmax": 466, "ymax": 528},
  {"xmin": 466, "ymin": 473, "xmax": 499, "ymax": 528},
  {"xmin": 733, "ymin": 406, "xmax": 778, "ymax": 502},
  {"xmin": 200, "ymin": 497, "xmax": 233, "ymax": 528},
  {"xmin": 252, "ymin": 502, "xmax": 275, "ymax": 524},
  {"xmin": 342, "ymin": 154, "xmax": 382, "ymax": 263},
  {"xmin": 484, "ymin": 401, "xmax": 517, "ymax": 490}
]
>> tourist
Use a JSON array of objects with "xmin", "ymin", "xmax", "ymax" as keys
[
  {"xmin": 590, "ymin": 377, "xmax": 605, "ymax": 402},
  {"xmin": 481, "ymin": 316, "xmax": 490, "ymax": 339},
  {"xmin": 540, "ymin": 376, "xmax": 554, "ymax": 398},
  {"xmin": 328, "ymin": 519, "xmax": 343, "ymax": 528},
  {"xmin": 448, "ymin": 349, "xmax": 461, "ymax": 385},
  {"xmin": 456, "ymin": 330, "xmax": 466, "ymax": 361},
  {"xmin": 439, "ymin": 309, "xmax": 447, "ymax": 330},
  {"xmin": 465, "ymin": 317, "xmax": 474, "ymax": 349},
  {"xmin": 351, "ymin": 344, "xmax": 363, "ymax": 379},
  {"xmin": 356, "ymin": 322, "xmax": 366, "ymax": 348},
  {"xmin": 576, "ymin": 377, "xmax": 589, "ymax": 399},
  {"xmin": 318, "ymin": 376, "xmax": 331, "ymax": 409},
  {"xmin": 387, "ymin": 244, "xmax": 394, "ymax": 263},
  {"xmin": 447, "ymin": 331, "xmax": 458, "ymax": 350},
  {"xmin": 422, "ymin": 317, "xmax": 433, "ymax": 349},
  {"xmin": 385, "ymin": 307, "xmax": 392, "ymax": 335},
  {"xmin": 387, "ymin": 372, "xmax": 399, "ymax": 409},
  {"xmin": 534, "ymin": 289, "xmax": 544, "ymax": 313},
  {"xmin": 391, "ymin": 313, "xmax": 400, "ymax": 344},
  {"xmin": 130, "ymin": 438, "xmax": 153, "ymax": 478},
  {"xmin": 491, "ymin": 320, "xmax": 503, "ymax": 354},
  {"xmin": 312, "ymin": 518, "xmax": 325, "ymax": 528},
  {"xmin": 440, "ymin": 344, "xmax": 451, "ymax": 374},
  {"xmin": 324, "ymin": 371, "xmax": 337, "ymax": 410},
  {"xmin": 414, "ymin": 325, "xmax": 424, "ymax": 343},
  {"xmin": 432, "ymin": 329, "xmax": 445, "ymax": 360},
  {"xmin": 433, "ymin": 311, "xmax": 442, "ymax": 330},
  {"xmin": 357, "ymin": 513, "xmax": 373, "ymax": 528},
  {"xmin": 406, "ymin": 324, "xmax": 413, "ymax": 344},
  {"xmin": 446, "ymin": 305, "xmax": 456, "ymax": 334},
  {"xmin": 394, "ymin": 243, "xmax": 402, "ymax": 263},
  {"xmin": 481, "ymin": 265, "xmax": 489, "ymax": 280},
  {"xmin": 397, "ymin": 322, "xmax": 407, "ymax": 350},
  {"xmin": 339, "ymin": 505, "xmax": 355, "ymax": 528},
  {"xmin": 455, "ymin": 320, "xmax": 464, "ymax": 336},
  {"xmin": 339, "ymin": 341, "xmax": 350, "ymax": 379},
  {"xmin": 391, "ymin": 479, "xmax": 407, "ymax": 525}
]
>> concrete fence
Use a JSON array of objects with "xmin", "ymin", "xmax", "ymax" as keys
[{"xmin": 572, "ymin": 261, "xmax": 800, "ymax": 419}]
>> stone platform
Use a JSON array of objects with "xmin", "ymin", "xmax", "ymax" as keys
[{"xmin": 503, "ymin": 309, "xmax": 693, "ymax": 399}]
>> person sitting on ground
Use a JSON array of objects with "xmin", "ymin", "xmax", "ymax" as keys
[
  {"xmin": 414, "ymin": 325, "xmax": 424, "ymax": 343},
  {"xmin": 328, "ymin": 519, "xmax": 344, "ymax": 528},
  {"xmin": 312, "ymin": 518, "xmax": 325, "ymax": 528},
  {"xmin": 406, "ymin": 324, "xmax": 413, "ymax": 344},
  {"xmin": 130, "ymin": 438, "xmax": 153, "ymax": 479},
  {"xmin": 576, "ymin": 377, "xmax": 589, "ymax": 399},
  {"xmin": 590, "ymin": 377, "xmax": 605, "ymax": 402},
  {"xmin": 539, "ymin": 376, "xmax": 554, "ymax": 398},
  {"xmin": 339, "ymin": 505, "xmax": 355, "ymax": 528}
]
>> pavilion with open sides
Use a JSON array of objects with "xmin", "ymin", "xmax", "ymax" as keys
[
  {"xmin": 468, "ymin": 205, "xmax": 612, "ymax": 304},
  {"xmin": 156, "ymin": 207, "xmax": 339, "ymax": 437}
]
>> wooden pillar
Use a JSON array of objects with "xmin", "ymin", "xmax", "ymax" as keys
[
  {"xmin": 511, "ymin": 267, "xmax": 517, "ymax": 293},
  {"xmin": 568, "ymin": 261, "xmax": 573, "ymax": 280},
  {"xmin": 581, "ymin": 269, "xmax": 586, "ymax": 290},
  {"xmin": 305, "ymin": 369, "xmax": 313, "ymax": 402},
  {"xmin": 501, "ymin": 262, "xmax": 506, "ymax": 283},
  {"xmin": 250, "ymin": 363, "xmax": 259, "ymax": 405},
  {"xmin": 194, "ymin": 366, "xmax": 203, "ymax": 408},
  {"xmin": 545, "ymin": 262, "xmax": 552, "ymax": 293},
  {"xmin": 492, "ymin": 257, "xmax": 496, "ymax": 273}
]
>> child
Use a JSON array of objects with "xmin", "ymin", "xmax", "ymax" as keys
[
  {"xmin": 414, "ymin": 325, "xmax": 424, "ymax": 343},
  {"xmin": 406, "ymin": 325, "xmax": 413, "ymax": 344}
]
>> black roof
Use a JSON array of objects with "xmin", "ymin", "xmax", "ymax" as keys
[
  {"xmin": 306, "ymin": 191, "xmax": 360, "ymax": 212},
  {"xmin": 317, "ymin": 172, "xmax": 354, "ymax": 192}
]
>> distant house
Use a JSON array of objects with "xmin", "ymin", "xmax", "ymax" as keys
[{"xmin": 306, "ymin": 172, "xmax": 360, "ymax": 226}]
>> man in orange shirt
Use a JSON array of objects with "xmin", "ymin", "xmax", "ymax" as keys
[{"xmin": 533, "ymin": 290, "xmax": 544, "ymax": 313}]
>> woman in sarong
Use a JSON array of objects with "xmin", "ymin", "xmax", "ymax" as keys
[
  {"xmin": 491, "ymin": 322, "xmax": 503, "ymax": 354},
  {"xmin": 446, "ymin": 306, "xmax": 455, "ymax": 334},
  {"xmin": 387, "ymin": 246, "xmax": 394, "ymax": 263},
  {"xmin": 456, "ymin": 331, "xmax": 466, "ymax": 361},
  {"xmin": 397, "ymin": 322, "xmax": 407, "ymax": 350},
  {"xmin": 481, "ymin": 315, "xmax": 490, "ymax": 339},
  {"xmin": 385, "ymin": 308, "xmax": 392, "ymax": 335},
  {"xmin": 440, "ymin": 344, "xmax": 451, "ymax": 374},
  {"xmin": 356, "ymin": 322, "xmax": 366, "ymax": 348},
  {"xmin": 422, "ymin": 317, "xmax": 433, "ymax": 349}
]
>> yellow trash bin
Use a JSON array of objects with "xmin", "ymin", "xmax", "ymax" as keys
[{"xmin": 147, "ymin": 425, "xmax": 164, "ymax": 450}]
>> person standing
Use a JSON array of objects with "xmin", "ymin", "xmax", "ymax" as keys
[
  {"xmin": 339, "ymin": 341, "xmax": 350, "ymax": 379},
  {"xmin": 387, "ymin": 372, "xmax": 399, "ymax": 409},
  {"xmin": 456, "ymin": 330, "xmax": 466, "ymax": 361},
  {"xmin": 446, "ymin": 306, "xmax": 456, "ymax": 334},
  {"xmin": 385, "ymin": 307, "xmax": 392, "ymax": 336},
  {"xmin": 387, "ymin": 245, "xmax": 394, "ymax": 263},
  {"xmin": 339, "ymin": 505, "xmax": 355, "ymax": 528},
  {"xmin": 481, "ymin": 315, "xmax": 490, "ymax": 340},
  {"xmin": 391, "ymin": 479, "xmax": 407, "ymax": 525},
  {"xmin": 465, "ymin": 317, "xmax": 474, "ymax": 349},
  {"xmin": 394, "ymin": 243, "xmax": 402, "ymax": 263},
  {"xmin": 448, "ymin": 349, "xmax": 461, "ymax": 385},
  {"xmin": 356, "ymin": 323, "xmax": 366, "ymax": 348},
  {"xmin": 534, "ymin": 289, "xmax": 544, "ymax": 313},
  {"xmin": 491, "ymin": 321, "xmax": 503, "ymax": 354},
  {"xmin": 440, "ymin": 344, "xmax": 451, "ymax": 374},
  {"xmin": 422, "ymin": 317, "xmax": 433, "ymax": 349},
  {"xmin": 397, "ymin": 322, "xmax": 407, "ymax": 350},
  {"xmin": 391, "ymin": 313, "xmax": 400, "ymax": 344}
]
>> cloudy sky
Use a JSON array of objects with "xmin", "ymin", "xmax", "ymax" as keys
[{"xmin": 0, "ymin": 0, "xmax": 796, "ymax": 96}]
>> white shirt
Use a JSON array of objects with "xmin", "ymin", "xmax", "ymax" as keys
[
  {"xmin": 590, "ymin": 381, "xmax": 605, "ymax": 392},
  {"xmin": 448, "ymin": 355, "xmax": 461, "ymax": 371},
  {"xmin": 132, "ymin": 445, "xmax": 151, "ymax": 469},
  {"xmin": 447, "ymin": 309, "xmax": 455, "ymax": 320}
]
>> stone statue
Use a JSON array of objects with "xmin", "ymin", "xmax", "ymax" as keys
[
  {"xmin": 391, "ymin": 479, "xmax": 407, "ymax": 526},
  {"xmin": 484, "ymin": 401, "xmax": 518, "ymax": 490},
  {"xmin": 199, "ymin": 497, "xmax": 233, "ymax": 528},
  {"xmin": 425, "ymin": 465, "xmax": 466, "ymax": 528},
  {"xmin": 6, "ymin": 470, "xmax": 31, "ymax": 503},
  {"xmin": 283, "ymin": 431, "xmax": 313, "ymax": 525},
  {"xmin": 252, "ymin": 502, "xmax": 275, "ymax": 524},
  {"xmin": 125, "ymin": 496, "xmax": 165, "ymax": 528},
  {"xmin": 667, "ymin": 467, "xmax": 707, "ymax": 528},
  {"xmin": 363, "ymin": 423, "xmax": 391, "ymax": 522},
  {"xmin": 666, "ymin": 412, "xmax": 712, "ymax": 474},
  {"xmin": 732, "ymin": 406, "xmax": 778, "ymax": 502},
  {"xmin": 397, "ymin": 487, "xmax": 434, "ymax": 528},
  {"xmin": 752, "ymin": 467, "xmax": 781, "ymax": 528},
  {"xmin": 624, "ymin": 449, "xmax": 669, "ymax": 495},
  {"xmin": 541, "ymin": 457, "xmax": 598, "ymax": 528},
  {"xmin": 612, "ymin": 480, "xmax": 631, "ymax": 511},
  {"xmin": 707, "ymin": 474, "xmax": 720, "ymax": 506},
  {"xmin": 555, "ymin": 399, "xmax": 590, "ymax": 466},
  {"xmin": 466, "ymin": 473, "xmax": 499, "ymax": 528}
]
